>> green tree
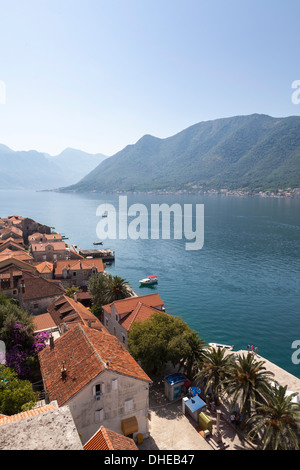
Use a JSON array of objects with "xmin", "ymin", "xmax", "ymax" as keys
[
  {"xmin": 102, "ymin": 274, "xmax": 132, "ymax": 304},
  {"xmin": 88, "ymin": 273, "xmax": 132, "ymax": 307},
  {"xmin": 128, "ymin": 312, "xmax": 205, "ymax": 377},
  {"xmin": 65, "ymin": 286, "xmax": 82, "ymax": 299},
  {"xmin": 223, "ymin": 353, "xmax": 274, "ymax": 428},
  {"xmin": 88, "ymin": 273, "xmax": 109, "ymax": 307},
  {"xmin": 194, "ymin": 347, "xmax": 234, "ymax": 399},
  {"xmin": 169, "ymin": 330, "xmax": 207, "ymax": 379},
  {"xmin": 0, "ymin": 365, "xmax": 37, "ymax": 415},
  {"xmin": 247, "ymin": 385, "xmax": 300, "ymax": 450}
]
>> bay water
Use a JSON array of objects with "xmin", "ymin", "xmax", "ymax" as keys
[{"xmin": 1, "ymin": 189, "xmax": 299, "ymax": 378}]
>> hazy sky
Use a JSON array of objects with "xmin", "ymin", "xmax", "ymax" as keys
[{"xmin": 0, "ymin": 0, "xmax": 299, "ymax": 156}]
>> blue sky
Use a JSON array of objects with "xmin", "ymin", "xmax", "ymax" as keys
[{"xmin": 0, "ymin": 0, "xmax": 299, "ymax": 156}]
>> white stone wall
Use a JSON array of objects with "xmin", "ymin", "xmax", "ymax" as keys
[
  {"xmin": 66, "ymin": 369, "xmax": 150, "ymax": 445},
  {"xmin": 102, "ymin": 305, "xmax": 128, "ymax": 346}
]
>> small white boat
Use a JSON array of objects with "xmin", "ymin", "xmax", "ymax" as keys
[
  {"xmin": 93, "ymin": 241, "xmax": 103, "ymax": 245},
  {"xmin": 139, "ymin": 275, "xmax": 158, "ymax": 286},
  {"xmin": 209, "ymin": 342, "xmax": 234, "ymax": 351}
]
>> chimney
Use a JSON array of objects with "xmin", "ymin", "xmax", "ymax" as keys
[
  {"xmin": 49, "ymin": 334, "xmax": 54, "ymax": 350},
  {"xmin": 61, "ymin": 361, "xmax": 67, "ymax": 380},
  {"xmin": 74, "ymin": 292, "xmax": 77, "ymax": 302}
]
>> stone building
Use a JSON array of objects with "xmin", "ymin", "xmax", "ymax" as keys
[{"xmin": 38, "ymin": 323, "xmax": 151, "ymax": 444}]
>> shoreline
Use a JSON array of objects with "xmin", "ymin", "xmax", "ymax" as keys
[
  {"xmin": 229, "ymin": 350, "xmax": 300, "ymax": 396},
  {"xmin": 41, "ymin": 187, "xmax": 300, "ymax": 199}
]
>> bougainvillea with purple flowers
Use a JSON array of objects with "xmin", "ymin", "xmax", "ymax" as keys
[{"xmin": 2, "ymin": 321, "xmax": 50, "ymax": 378}]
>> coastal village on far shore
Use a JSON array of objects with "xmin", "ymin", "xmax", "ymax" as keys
[
  {"xmin": 140, "ymin": 187, "xmax": 300, "ymax": 198},
  {"xmin": 0, "ymin": 214, "xmax": 299, "ymax": 451}
]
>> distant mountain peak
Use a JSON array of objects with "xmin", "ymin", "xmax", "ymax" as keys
[
  {"xmin": 60, "ymin": 113, "xmax": 300, "ymax": 194},
  {"xmin": 0, "ymin": 145, "xmax": 108, "ymax": 190}
]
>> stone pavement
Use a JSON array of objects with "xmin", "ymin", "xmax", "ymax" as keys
[
  {"xmin": 138, "ymin": 351, "xmax": 300, "ymax": 451},
  {"xmin": 138, "ymin": 379, "xmax": 254, "ymax": 451}
]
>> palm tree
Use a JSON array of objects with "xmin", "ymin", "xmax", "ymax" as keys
[
  {"xmin": 103, "ymin": 275, "xmax": 132, "ymax": 303},
  {"xmin": 178, "ymin": 333, "xmax": 207, "ymax": 379},
  {"xmin": 247, "ymin": 385, "xmax": 300, "ymax": 450},
  {"xmin": 223, "ymin": 353, "xmax": 274, "ymax": 428},
  {"xmin": 194, "ymin": 347, "xmax": 234, "ymax": 399}
]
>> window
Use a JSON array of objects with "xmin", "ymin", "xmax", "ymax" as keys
[
  {"xmin": 93, "ymin": 383, "xmax": 105, "ymax": 399},
  {"xmin": 95, "ymin": 408, "xmax": 104, "ymax": 423},
  {"xmin": 33, "ymin": 303, "xmax": 39, "ymax": 309},
  {"xmin": 112, "ymin": 378, "xmax": 118, "ymax": 391},
  {"xmin": 122, "ymin": 334, "xmax": 126, "ymax": 344},
  {"xmin": 124, "ymin": 399, "xmax": 134, "ymax": 413}
]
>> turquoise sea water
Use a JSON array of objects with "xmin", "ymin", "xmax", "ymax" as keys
[{"xmin": 1, "ymin": 189, "xmax": 299, "ymax": 378}]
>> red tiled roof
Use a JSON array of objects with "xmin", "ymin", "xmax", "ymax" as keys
[
  {"xmin": 120, "ymin": 301, "xmax": 162, "ymax": 331},
  {"xmin": 38, "ymin": 324, "xmax": 151, "ymax": 406},
  {"xmin": 1, "ymin": 226, "xmax": 23, "ymax": 236},
  {"xmin": 29, "ymin": 233, "xmax": 62, "ymax": 242},
  {"xmin": 34, "ymin": 312, "xmax": 57, "ymax": 332},
  {"xmin": 0, "ymin": 238, "xmax": 25, "ymax": 249},
  {"xmin": 31, "ymin": 241, "xmax": 67, "ymax": 252},
  {"xmin": 55, "ymin": 258, "xmax": 104, "ymax": 276},
  {"xmin": 0, "ymin": 249, "xmax": 33, "ymax": 263},
  {"xmin": 0, "ymin": 260, "xmax": 37, "ymax": 275},
  {"xmin": 84, "ymin": 426, "xmax": 138, "ymax": 450},
  {"xmin": 102, "ymin": 293, "xmax": 164, "ymax": 316},
  {"xmin": 19, "ymin": 271, "xmax": 65, "ymax": 300},
  {"xmin": 47, "ymin": 295, "xmax": 102, "ymax": 328},
  {"xmin": 35, "ymin": 261, "xmax": 54, "ymax": 274}
]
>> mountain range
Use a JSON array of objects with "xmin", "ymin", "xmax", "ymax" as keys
[
  {"xmin": 0, "ymin": 145, "xmax": 107, "ymax": 190},
  {"xmin": 60, "ymin": 114, "xmax": 300, "ymax": 194}
]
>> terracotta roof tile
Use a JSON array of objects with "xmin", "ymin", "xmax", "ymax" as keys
[
  {"xmin": 34, "ymin": 312, "xmax": 57, "ymax": 332},
  {"xmin": 38, "ymin": 324, "xmax": 151, "ymax": 406},
  {"xmin": 84, "ymin": 426, "xmax": 138, "ymax": 450},
  {"xmin": 19, "ymin": 271, "xmax": 65, "ymax": 300},
  {"xmin": 47, "ymin": 295, "xmax": 102, "ymax": 328},
  {"xmin": 0, "ymin": 249, "xmax": 33, "ymax": 262},
  {"xmin": 31, "ymin": 241, "xmax": 67, "ymax": 252},
  {"xmin": 35, "ymin": 261, "xmax": 54, "ymax": 274},
  {"xmin": 0, "ymin": 238, "xmax": 25, "ymax": 249},
  {"xmin": 120, "ymin": 302, "xmax": 163, "ymax": 331},
  {"xmin": 29, "ymin": 233, "xmax": 62, "ymax": 242},
  {"xmin": 103, "ymin": 293, "xmax": 164, "ymax": 316},
  {"xmin": 55, "ymin": 258, "xmax": 104, "ymax": 276}
]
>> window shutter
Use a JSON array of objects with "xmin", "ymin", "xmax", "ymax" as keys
[
  {"xmin": 125, "ymin": 399, "xmax": 133, "ymax": 413},
  {"xmin": 112, "ymin": 378, "xmax": 118, "ymax": 391},
  {"xmin": 95, "ymin": 408, "xmax": 104, "ymax": 423}
]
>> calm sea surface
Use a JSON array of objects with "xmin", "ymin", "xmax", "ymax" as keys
[{"xmin": 1, "ymin": 190, "xmax": 299, "ymax": 378}]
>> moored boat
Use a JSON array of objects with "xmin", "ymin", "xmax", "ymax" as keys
[
  {"xmin": 208, "ymin": 342, "xmax": 234, "ymax": 351},
  {"xmin": 139, "ymin": 274, "xmax": 158, "ymax": 286}
]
